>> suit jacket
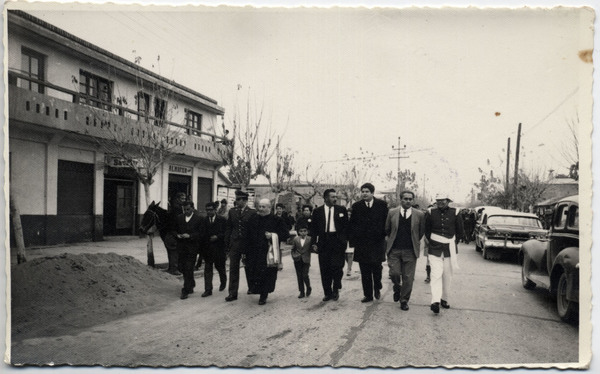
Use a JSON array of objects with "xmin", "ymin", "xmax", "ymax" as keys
[
  {"xmin": 291, "ymin": 235, "xmax": 312, "ymax": 264},
  {"xmin": 385, "ymin": 207, "xmax": 426, "ymax": 258},
  {"xmin": 310, "ymin": 204, "xmax": 349, "ymax": 249},
  {"xmin": 202, "ymin": 214, "xmax": 226, "ymax": 253},
  {"xmin": 174, "ymin": 213, "xmax": 204, "ymax": 252},
  {"xmin": 225, "ymin": 206, "xmax": 257, "ymax": 248},
  {"xmin": 349, "ymin": 198, "xmax": 388, "ymax": 263}
]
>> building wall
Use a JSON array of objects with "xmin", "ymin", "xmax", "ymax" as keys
[{"xmin": 8, "ymin": 12, "xmax": 225, "ymax": 246}]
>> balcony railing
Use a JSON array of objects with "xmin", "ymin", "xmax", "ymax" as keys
[{"xmin": 8, "ymin": 70, "xmax": 230, "ymax": 163}]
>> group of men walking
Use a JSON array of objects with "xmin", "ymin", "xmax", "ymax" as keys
[{"xmin": 170, "ymin": 183, "xmax": 463, "ymax": 314}]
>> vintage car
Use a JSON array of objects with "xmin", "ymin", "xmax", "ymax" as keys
[
  {"xmin": 519, "ymin": 195, "xmax": 579, "ymax": 322},
  {"xmin": 474, "ymin": 209, "xmax": 547, "ymax": 260}
]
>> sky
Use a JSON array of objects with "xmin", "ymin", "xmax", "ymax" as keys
[{"xmin": 11, "ymin": 1, "xmax": 593, "ymax": 203}]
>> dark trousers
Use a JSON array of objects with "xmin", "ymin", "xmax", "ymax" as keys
[
  {"xmin": 178, "ymin": 247, "xmax": 197, "ymax": 293},
  {"xmin": 228, "ymin": 240, "xmax": 249, "ymax": 296},
  {"xmin": 200, "ymin": 247, "xmax": 227, "ymax": 291},
  {"xmin": 293, "ymin": 260, "xmax": 311, "ymax": 293},
  {"xmin": 317, "ymin": 235, "xmax": 345, "ymax": 296},
  {"xmin": 388, "ymin": 248, "xmax": 417, "ymax": 303},
  {"xmin": 358, "ymin": 261, "xmax": 383, "ymax": 299}
]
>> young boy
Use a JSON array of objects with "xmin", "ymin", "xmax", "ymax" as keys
[{"xmin": 291, "ymin": 224, "xmax": 312, "ymax": 298}]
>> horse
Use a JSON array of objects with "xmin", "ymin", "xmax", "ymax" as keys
[{"xmin": 140, "ymin": 201, "xmax": 180, "ymax": 274}]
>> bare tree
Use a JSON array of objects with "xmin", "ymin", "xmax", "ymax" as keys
[
  {"xmin": 263, "ymin": 137, "xmax": 296, "ymax": 204},
  {"xmin": 219, "ymin": 86, "xmax": 276, "ymax": 188},
  {"xmin": 74, "ymin": 56, "xmax": 190, "ymax": 266},
  {"xmin": 559, "ymin": 114, "xmax": 579, "ymax": 180},
  {"xmin": 515, "ymin": 170, "xmax": 549, "ymax": 212}
]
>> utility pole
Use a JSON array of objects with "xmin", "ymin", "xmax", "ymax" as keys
[
  {"xmin": 506, "ymin": 137, "xmax": 511, "ymax": 192},
  {"xmin": 513, "ymin": 123, "xmax": 522, "ymax": 210},
  {"xmin": 390, "ymin": 137, "xmax": 408, "ymax": 201}
]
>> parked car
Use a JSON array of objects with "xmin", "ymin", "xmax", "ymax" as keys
[
  {"xmin": 474, "ymin": 209, "xmax": 547, "ymax": 260},
  {"xmin": 519, "ymin": 195, "xmax": 579, "ymax": 322}
]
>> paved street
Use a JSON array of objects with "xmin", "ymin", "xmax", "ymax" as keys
[{"xmin": 9, "ymin": 238, "xmax": 579, "ymax": 367}]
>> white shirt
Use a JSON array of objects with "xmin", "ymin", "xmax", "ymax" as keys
[
  {"xmin": 401, "ymin": 207, "xmax": 412, "ymax": 219},
  {"xmin": 185, "ymin": 213, "xmax": 194, "ymax": 222},
  {"xmin": 300, "ymin": 237, "xmax": 306, "ymax": 247},
  {"xmin": 325, "ymin": 205, "xmax": 337, "ymax": 232},
  {"xmin": 365, "ymin": 199, "xmax": 373, "ymax": 208}
]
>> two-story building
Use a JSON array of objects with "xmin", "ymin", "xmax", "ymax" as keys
[{"xmin": 7, "ymin": 10, "xmax": 228, "ymax": 246}]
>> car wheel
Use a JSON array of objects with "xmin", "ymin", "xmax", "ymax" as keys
[
  {"xmin": 521, "ymin": 263, "xmax": 535, "ymax": 290},
  {"xmin": 482, "ymin": 245, "xmax": 490, "ymax": 260},
  {"xmin": 556, "ymin": 272, "xmax": 578, "ymax": 322},
  {"xmin": 475, "ymin": 241, "xmax": 482, "ymax": 252}
]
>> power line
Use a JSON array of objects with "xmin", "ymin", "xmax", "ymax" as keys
[{"xmin": 320, "ymin": 148, "xmax": 433, "ymax": 164}]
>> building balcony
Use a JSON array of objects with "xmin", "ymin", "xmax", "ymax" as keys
[{"xmin": 8, "ymin": 70, "xmax": 229, "ymax": 164}]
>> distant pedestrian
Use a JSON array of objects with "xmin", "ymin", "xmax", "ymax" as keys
[
  {"xmin": 295, "ymin": 204, "xmax": 314, "ymax": 237},
  {"xmin": 246, "ymin": 198, "xmax": 290, "ymax": 305},
  {"xmin": 290, "ymin": 224, "xmax": 312, "ymax": 298},
  {"xmin": 174, "ymin": 200, "xmax": 204, "ymax": 300},
  {"xmin": 311, "ymin": 189, "xmax": 349, "ymax": 302},
  {"xmin": 424, "ymin": 193, "xmax": 464, "ymax": 314},
  {"xmin": 345, "ymin": 208, "xmax": 355, "ymax": 276},
  {"xmin": 217, "ymin": 199, "xmax": 230, "ymax": 219},
  {"xmin": 385, "ymin": 190, "xmax": 425, "ymax": 311},
  {"xmin": 198, "ymin": 202, "xmax": 228, "ymax": 297},
  {"xmin": 224, "ymin": 190, "xmax": 257, "ymax": 302},
  {"xmin": 349, "ymin": 183, "xmax": 388, "ymax": 303},
  {"xmin": 275, "ymin": 203, "xmax": 295, "ymax": 231}
]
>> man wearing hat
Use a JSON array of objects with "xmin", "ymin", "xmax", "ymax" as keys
[
  {"xmin": 424, "ymin": 193, "xmax": 464, "ymax": 314},
  {"xmin": 224, "ymin": 190, "xmax": 257, "ymax": 301}
]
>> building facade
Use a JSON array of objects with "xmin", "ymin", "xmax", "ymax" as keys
[{"xmin": 7, "ymin": 11, "xmax": 228, "ymax": 246}]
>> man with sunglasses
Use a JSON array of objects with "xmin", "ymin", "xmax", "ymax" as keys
[
  {"xmin": 385, "ymin": 190, "xmax": 425, "ymax": 311},
  {"xmin": 224, "ymin": 190, "xmax": 257, "ymax": 301}
]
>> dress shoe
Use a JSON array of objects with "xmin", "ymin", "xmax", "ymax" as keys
[
  {"xmin": 298, "ymin": 292, "xmax": 305, "ymax": 299},
  {"xmin": 219, "ymin": 283, "xmax": 226, "ymax": 292},
  {"xmin": 374, "ymin": 289, "xmax": 381, "ymax": 300},
  {"xmin": 169, "ymin": 270, "xmax": 182, "ymax": 276},
  {"xmin": 258, "ymin": 298, "xmax": 267, "ymax": 305},
  {"xmin": 424, "ymin": 277, "xmax": 430, "ymax": 283},
  {"xmin": 180, "ymin": 292, "xmax": 188, "ymax": 300},
  {"xmin": 201, "ymin": 291, "xmax": 212, "ymax": 297},
  {"xmin": 306, "ymin": 287, "xmax": 312, "ymax": 297},
  {"xmin": 361, "ymin": 297, "xmax": 373, "ymax": 303},
  {"xmin": 430, "ymin": 302, "xmax": 440, "ymax": 314},
  {"xmin": 322, "ymin": 295, "xmax": 333, "ymax": 302},
  {"xmin": 400, "ymin": 302, "xmax": 409, "ymax": 311},
  {"xmin": 393, "ymin": 291, "xmax": 400, "ymax": 302},
  {"xmin": 332, "ymin": 291, "xmax": 339, "ymax": 301},
  {"xmin": 225, "ymin": 295, "xmax": 238, "ymax": 302},
  {"xmin": 441, "ymin": 299, "xmax": 450, "ymax": 309}
]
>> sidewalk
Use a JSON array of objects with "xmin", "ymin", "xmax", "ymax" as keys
[{"xmin": 10, "ymin": 235, "xmax": 292, "ymax": 268}]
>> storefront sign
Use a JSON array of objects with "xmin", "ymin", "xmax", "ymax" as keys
[
  {"xmin": 106, "ymin": 156, "xmax": 139, "ymax": 168},
  {"xmin": 169, "ymin": 164, "xmax": 192, "ymax": 175}
]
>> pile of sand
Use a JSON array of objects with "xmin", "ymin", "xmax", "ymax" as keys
[{"xmin": 11, "ymin": 252, "xmax": 180, "ymax": 340}]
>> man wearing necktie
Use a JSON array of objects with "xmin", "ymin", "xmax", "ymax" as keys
[
  {"xmin": 311, "ymin": 189, "xmax": 349, "ymax": 301},
  {"xmin": 198, "ymin": 202, "xmax": 228, "ymax": 297},
  {"xmin": 350, "ymin": 183, "xmax": 389, "ymax": 303},
  {"xmin": 385, "ymin": 190, "xmax": 425, "ymax": 311}
]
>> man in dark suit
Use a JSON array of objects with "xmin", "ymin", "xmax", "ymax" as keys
[
  {"xmin": 350, "ymin": 183, "xmax": 389, "ymax": 303},
  {"xmin": 224, "ymin": 190, "xmax": 257, "ymax": 301},
  {"xmin": 311, "ymin": 189, "xmax": 349, "ymax": 301},
  {"xmin": 174, "ymin": 200, "xmax": 205, "ymax": 300},
  {"xmin": 385, "ymin": 190, "xmax": 426, "ymax": 311},
  {"xmin": 198, "ymin": 202, "xmax": 227, "ymax": 297}
]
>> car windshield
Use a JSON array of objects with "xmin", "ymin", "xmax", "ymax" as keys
[{"xmin": 487, "ymin": 215, "xmax": 543, "ymax": 228}]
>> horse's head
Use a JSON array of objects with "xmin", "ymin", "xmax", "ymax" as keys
[{"xmin": 140, "ymin": 201, "xmax": 165, "ymax": 234}]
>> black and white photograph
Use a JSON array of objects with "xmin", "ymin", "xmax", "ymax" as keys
[{"xmin": 2, "ymin": 0, "xmax": 597, "ymax": 372}]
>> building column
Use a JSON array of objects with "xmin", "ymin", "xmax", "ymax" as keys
[
  {"xmin": 93, "ymin": 150, "xmax": 104, "ymax": 241},
  {"xmin": 45, "ymin": 135, "xmax": 61, "ymax": 244},
  {"xmin": 212, "ymin": 168, "xmax": 219, "ymax": 202}
]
